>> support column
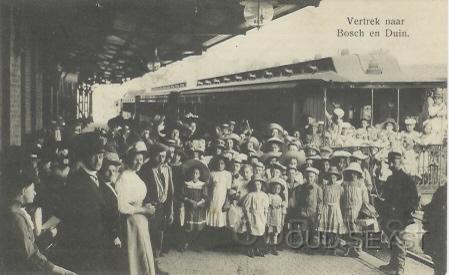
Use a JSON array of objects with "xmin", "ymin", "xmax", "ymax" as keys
[
  {"xmin": 397, "ymin": 88, "xmax": 400, "ymax": 124},
  {"xmin": 371, "ymin": 88, "xmax": 374, "ymax": 126}
]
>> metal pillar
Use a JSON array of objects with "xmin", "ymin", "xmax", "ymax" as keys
[
  {"xmin": 397, "ymin": 88, "xmax": 400, "ymax": 124},
  {"xmin": 371, "ymin": 88, "xmax": 374, "ymax": 126}
]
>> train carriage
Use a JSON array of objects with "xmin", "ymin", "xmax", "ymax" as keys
[{"xmin": 123, "ymin": 52, "xmax": 447, "ymax": 194}]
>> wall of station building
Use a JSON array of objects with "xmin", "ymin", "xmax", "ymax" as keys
[{"xmin": 0, "ymin": 1, "xmax": 56, "ymax": 154}]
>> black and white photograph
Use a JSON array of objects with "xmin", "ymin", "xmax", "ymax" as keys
[{"xmin": 0, "ymin": 0, "xmax": 447, "ymax": 274}]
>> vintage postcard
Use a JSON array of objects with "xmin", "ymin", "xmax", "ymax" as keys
[{"xmin": 0, "ymin": 0, "xmax": 446, "ymax": 274}]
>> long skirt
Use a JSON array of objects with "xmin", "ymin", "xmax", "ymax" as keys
[
  {"xmin": 126, "ymin": 214, "xmax": 155, "ymax": 275},
  {"xmin": 318, "ymin": 204, "xmax": 346, "ymax": 234}
]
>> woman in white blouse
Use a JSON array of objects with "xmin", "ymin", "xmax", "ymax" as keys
[{"xmin": 115, "ymin": 141, "xmax": 156, "ymax": 275}]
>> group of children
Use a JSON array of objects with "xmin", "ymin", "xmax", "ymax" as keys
[{"xmin": 178, "ymin": 152, "xmax": 378, "ymax": 258}]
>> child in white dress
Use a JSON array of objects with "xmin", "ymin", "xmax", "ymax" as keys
[{"xmin": 265, "ymin": 179, "xmax": 286, "ymax": 255}]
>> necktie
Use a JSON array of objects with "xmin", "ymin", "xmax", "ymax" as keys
[{"xmin": 90, "ymin": 174, "xmax": 99, "ymax": 188}]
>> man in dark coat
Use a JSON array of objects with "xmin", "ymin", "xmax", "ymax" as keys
[
  {"xmin": 379, "ymin": 150, "xmax": 419, "ymax": 275},
  {"xmin": 55, "ymin": 132, "xmax": 108, "ymax": 273},
  {"xmin": 99, "ymin": 151, "xmax": 124, "ymax": 271},
  {"xmin": 422, "ymin": 184, "xmax": 446, "ymax": 275},
  {"xmin": 138, "ymin": 143, "xmax": 174, "ymax": 259}
]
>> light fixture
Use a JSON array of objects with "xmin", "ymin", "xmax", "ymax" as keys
[{"xmin": 243, "ymin": 0, "xmax": 274, "ymax": 29}]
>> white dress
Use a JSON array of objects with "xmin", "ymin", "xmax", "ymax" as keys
[
  {"xmin": 206, "ymin": 170, "xmax": 232, "ymax": 227},
  {"xmin": 115, "ymin": 170, "xmax": 155, "ymax": 275}
]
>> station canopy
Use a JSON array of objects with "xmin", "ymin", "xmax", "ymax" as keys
[{"xmin": 28, "ymin": 0, "xmax": 320, "ymax": 83}]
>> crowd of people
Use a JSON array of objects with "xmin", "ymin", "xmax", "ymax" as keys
[{"xmin": 0, "ymin": 91, "xmax": 446, "ymax": 275}]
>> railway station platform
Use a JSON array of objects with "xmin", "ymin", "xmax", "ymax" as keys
[{"xmin": 157, "ymin": 248, "xmax": 433, "ymax": 275}]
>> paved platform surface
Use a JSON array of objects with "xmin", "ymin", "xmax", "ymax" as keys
[{"xmin": 157, "ymin": 248, "xmax": 433, "ymax": 275}]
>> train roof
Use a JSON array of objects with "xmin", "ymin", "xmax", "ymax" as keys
[
  {"xmin": 122, "ymin": 53, "xmax": 447, "ymax": 101},
  {"xmin": 189, "ymin": 53, "xmax": 446, "ymax": 92}
]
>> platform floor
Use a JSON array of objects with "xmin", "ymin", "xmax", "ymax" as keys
[{"xmin": 157, "ymin": 247, "xmax": 433, "ymax": 275}]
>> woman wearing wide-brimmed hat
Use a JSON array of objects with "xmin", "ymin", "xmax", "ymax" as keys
[
  {"xmin": 340, "ymin": 162, "xmax": 371, "ymax": 257},
  {"xmin": 178, "ymin": 159, "xmax": 210, "ymax": 252},
  {"xmin": 115, "ymin": 141, "xmax": 159, "ymax": 275},
  {"xmin": 317, "ymin": 166, "xmax": 345, "ymax": 255}
]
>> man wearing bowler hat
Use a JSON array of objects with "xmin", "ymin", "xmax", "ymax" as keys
[
  {"xmin": 378, "ymin": 150, "xmax": 418, "ymax": 275},
  {"xmin": 138, "ymin": 143, "xmax": 174, "ymax": 259},
  {"xmin": 55, "ymin": 132, "xmax": 107, "ymax": 273}
]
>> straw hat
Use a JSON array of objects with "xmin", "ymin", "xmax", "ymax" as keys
[
  {"xmin": 268, "ymin": 123, "xmax": 284, "ymax": 133},
  {"xmin": 261, "ymin": 151, "xmax": 282, "ymax": 164},
  {"xmin": 404, "ymin": 117, "xmax": 417, "ymax": 125},
  {"xmin": 434, "ymin": 88, "xmax": 444, "ymax": 98},
  {"xmin": 266, "ymin": 136, "xmax": 285, "ymax": 146},
  {"xmin": 333, "ymin": 108, "xmax": 345, "ymax": 119},
  {"xmin": 268, "ymin": 178, "xmax": 286, "ymax": 192},
  {"xmin": 225, "ymin": 133, "xmax": 241, "ymax": 144},
  {"xmin": 382, "ymin": 118, "xmax": 398, "ymax": 131},
  {"xmin": 331, "ymin": 150, "xmax": 351, "ymax": 159},
  {"xmin": 271, "ymin": 162, "xmax": 286, "ymax": 171},
  {"xmin": 351, "ymin": 150, "xmax": 368, "ymax": 160},
  {"xmin": 321, "ymin": 152, "xmax": 332, "ymax": 161},
  {"xmin": 182, "ymin": 159, "xmax": 210, "ymax": 182},
  {"xmin": 343, "ymin": 162, "xmax": 363, "ymax": 177},
  {"xmin": 305, "ymin": 166, "xmax": 320, "ymax": 175},
  {"xmin": 326, "ymin": 166, "xmax": 342, "ymax": 180},
  {"xmin": 103, "ymin": 151, "xmax": 122, "ymax": 166},
  {"xmin": 307, "ymin": 155, "xmax": 322, "ymax": 161},
  {"xmin": 280, "ymin": 150, "xmax": 306, "ymax": 167},
  {"xmin": 320, "ymin": 146, "xmax": 333, "ymax": 155},
  {"xmin": 305, "ymin": 144, "xmax": 320, "ymax": 156}
]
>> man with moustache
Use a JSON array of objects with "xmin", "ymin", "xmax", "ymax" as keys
[{"xmin": 55, "ymin": 132, "xmax": 107, "ymax": 273}]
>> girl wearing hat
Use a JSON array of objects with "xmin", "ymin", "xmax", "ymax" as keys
[
  {"xmin": 179, "ymin": 160, "xmax": 210, "ymax": 252},
  {"xmin": 206, "ymin": 155, "xmax": 232, "ymax": 229},
  {"xmin": 243, "ymin": 177, "xmax": 269, "ymax": 257},
  {"xmin": 115, "ymin": 141, "xmax": 158, "ymax": 275},
  {"xmin": 341, "ymin": 162, "xmax": 371, "ymax": 257},
  {"xmin": 266, "ymin": 179, "xmax": 287, "ymax": 256},
  {"xmin": 379, "ymin": 118, "xmax": 400, "ymax": 147},
  {"xmin": 350, "ymin": 151, "xmax": 373, "ymax": 192},
  {"xmin": 317, "ymin": 167, "xmax": 345, "ymax": 255}
]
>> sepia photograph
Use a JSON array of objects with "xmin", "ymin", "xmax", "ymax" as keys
[{"xmin": 0, "ymin": 0, "xmax": 447, "ymax": 274}]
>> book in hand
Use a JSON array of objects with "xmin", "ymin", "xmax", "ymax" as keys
[{"xmin": 42, "ymin": 216, "xmax": 61, "ymax": 231}]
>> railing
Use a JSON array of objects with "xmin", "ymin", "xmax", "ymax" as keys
[{"xmin": 328, "ymin": 144, "xmax": 447, "ymax": 189}]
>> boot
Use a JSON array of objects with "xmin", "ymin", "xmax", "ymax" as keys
[
  {"xmin": 272, "ymin": 245, "xmax": 279, "ymax": 256},
  {"xmin": 379, "ymin": 263, "xmax": 396, "ymax": 272},
  {"xmin": 255, "ymin": 248, "xmax": 265, "ymax": 257},
  {"xmin": 247, "ymin": 248, "xmax": 255, "ymax": 258}
]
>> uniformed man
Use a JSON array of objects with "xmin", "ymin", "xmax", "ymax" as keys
[{"xmin": 379, "ymin": 150, "xmax": 419, "ymax": 275}]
